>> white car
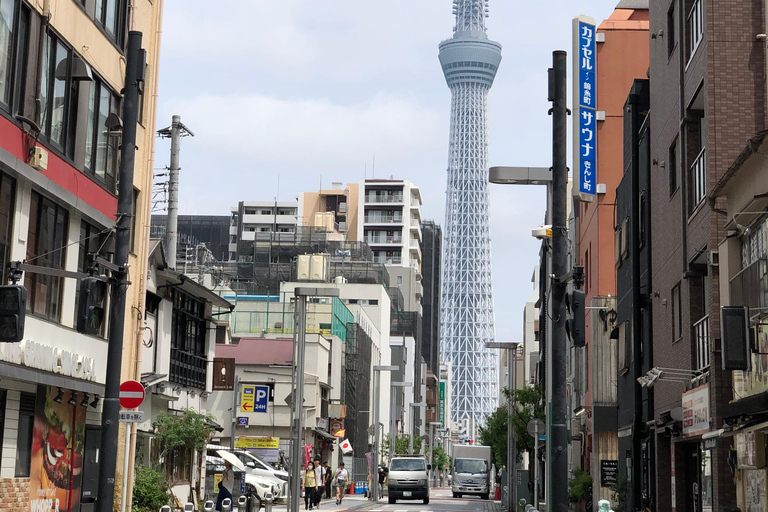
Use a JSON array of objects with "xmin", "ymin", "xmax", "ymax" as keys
[{"xmin": 233, "ymin": 451, "xmax": 289, "ymax": 500}]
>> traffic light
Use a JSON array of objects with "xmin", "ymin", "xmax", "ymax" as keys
[
  {"xmin": 0, "ymin": 285, "xmax": 26, "ymax": 342},
  {"xmin": 77, "ymin": 277, "xmax": 107, "ymax": 335},
  {"xmin": 565, "ymin": 289, "xmax": 586, "ymax": 347}
]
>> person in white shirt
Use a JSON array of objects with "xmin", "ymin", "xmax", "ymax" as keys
[
  {"xmin": 216, "ymin": 461, "xmax": 234, "ymax": 511},
  {"xmin": 334, "ymin": 462, "xmax": 349, "ymax": 505}
]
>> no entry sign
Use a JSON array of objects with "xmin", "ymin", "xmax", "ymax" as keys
[{"xmin": 119, "ymin": 380, "xmax": 145, "ymax": 409}]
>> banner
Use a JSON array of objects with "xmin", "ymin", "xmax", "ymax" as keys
[
  {"xmin": 30, "ymin": 385, "xmax": 87, "ymax": 512},
  {"xmin": 572, "ymin": 15, "xmax": 598, "ymax": 203},
  {"xmin": 439, "ymin": 382, "xmax": 445, "ymax": 426}
]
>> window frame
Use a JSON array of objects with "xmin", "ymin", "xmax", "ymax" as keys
[
  {"xmin": 669, "ymin": 137, "xmax": 679, "ymax": 197},
  {"xmin": 672, "ymin": 283, "xmax": 683, "ymax": 342},
  {"xmin": 84, "ymin": 75, "xmax": 120, "ymax": 191},
  {"xmin": 40, "ymin": 29, "xmax": 79, "ymax": 159},
  {"xmin": 15, "ymin": 391, "xmax": 36, "ymax": 477},
  {"xmin": 0, "ymin": 0, "xmax": 30, "ymax": 116},
  {"xmin": 169, "ymin": 288, "xmax": 207, "ymax": 389},
  {"xmin": 0, "ymin": 173, "xmax": 16, "ymax": 284},
  {"xmin": 76, "ymin": 219, "xmax": 112, "ymax": 336}
]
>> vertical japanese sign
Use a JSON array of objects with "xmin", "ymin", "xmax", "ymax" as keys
[
  {"xmin": 439, "ymin": 382, "xmax": 445, "ymax": 426},
  {"xmin": 573, "ymin": 15, "xmax": 598, "ymax": 202}
]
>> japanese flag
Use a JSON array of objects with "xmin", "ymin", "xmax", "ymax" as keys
[{"xmin": 339, "ymin": 439, "xmax": 353, "ymax": 454}]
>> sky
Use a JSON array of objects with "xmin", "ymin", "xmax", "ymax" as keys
[{"xmin": 155, "ymin": 0, "xmax": 621, "ymax": 343}]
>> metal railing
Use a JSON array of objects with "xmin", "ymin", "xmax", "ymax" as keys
[
  {"xmin": 367, "ymin": 235, "xmax": 403, "ymax": 244},
  {"xmin": 694, "ymin": 315, "xmax": 710, "ymax": 372},
  {"xmin": 366, "ymin": 194, "xmax": 403, "ymax": 203},
  {"xmin": 689, "ymin": 148, "xmax": 707, "ymax": 211},
  {"xmin": 730, "ymin": 258, "xmax": 768, "ymax": 312},
  {"xmin": 373, "ymin": 256, "xmax": 402, "ymax": 265},
  {"xmin": 686, "ymin": 0, "xmax": 704, "ymax": 63},
  {"xmin": 365, "ymin": 215, "xmax": 404, "ymax": 223}
]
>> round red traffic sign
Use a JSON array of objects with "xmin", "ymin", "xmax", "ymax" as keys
[{"xmin": 119, "ymin": 380, "xmax": 145, "ymax": 409}]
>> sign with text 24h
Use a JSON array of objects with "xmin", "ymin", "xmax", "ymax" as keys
[
  {"xmin": 573, "ymin": 16, "xmax": 597, "ymax": 202},
  {"xmin": 240, "ymin": 385, "xmax": 270, "ymax": 413}
]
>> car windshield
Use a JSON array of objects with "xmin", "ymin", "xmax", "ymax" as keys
[
  {"xmin": 455, "ymin": 459, "xmax": 487, "ymax": 474},
  {"xmin": 240, "ymin": 452, "xmax": 277, "ymax": 471},
  {"xmin": 390, "ymin": 459, "xmax": 426, "ymax": 471}
]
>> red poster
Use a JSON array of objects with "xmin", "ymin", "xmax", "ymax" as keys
[{"xmin": 29, "ymin": 386, "xmax": 86, "ymax": 512}]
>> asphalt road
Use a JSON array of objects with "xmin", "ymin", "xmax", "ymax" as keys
[{"xmin": 267, "ymin": 488, "xmax": 502, "ymax": 512}]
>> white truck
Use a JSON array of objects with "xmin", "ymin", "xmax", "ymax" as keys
[{"xmin": 451, "ymin": 445, "xmax": 493, "ymax": 500}]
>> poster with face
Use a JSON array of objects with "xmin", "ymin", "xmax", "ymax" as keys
[{"xmin": 29, "ymin": 386, "xmax": 86, "ymax": 512}]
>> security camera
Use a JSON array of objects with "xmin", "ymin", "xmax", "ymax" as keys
[{"xmin": 532, "ymin": 225, "xmax": 553, "ymax": 240}]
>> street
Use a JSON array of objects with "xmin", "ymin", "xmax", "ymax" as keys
[{"xmin": 265, "ymin": 488, "xmax": 502, "ymax": 512}]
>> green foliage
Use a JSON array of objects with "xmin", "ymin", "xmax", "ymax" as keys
[
  {"xmin": 478, "ymin": 407, "xmax": 507, "ymax": 468},
  {"xmin": 132, "ymin": 467, "xmax": 169, "ymax": 512},
  {"xmin": 382, "ymin": 434, "xmax": 424, "ymax": 457},
  {"xmin": 610, "ymin": 477, "xmax": 628, "ymax": 512},
  {"xmin": 431, "ymin": 446, "xmax": 449, "ymax": 471},
  {"xmin": 152, "ymin": 409, "xmax": 216, "ymax": 455},
  {"xmin": 568, "ymin": 468, "xmax": 593, "ymax": 504}
]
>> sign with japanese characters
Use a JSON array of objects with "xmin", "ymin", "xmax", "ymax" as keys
[
  {"xmin": 682, "ymin": 384, "xmax": 710, "ymax": 438},
  {"xmin": 573, "ymin": 16, "xmax": 598, "ymax": 203}
]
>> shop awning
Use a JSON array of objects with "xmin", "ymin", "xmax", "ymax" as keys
[
  {"xmin": 0, "ymin": 361, "xmax": 104, "ymax": 394},
  {"xmin": 313, "ymin": 428, "xmax": 337, "ymax": 441}
]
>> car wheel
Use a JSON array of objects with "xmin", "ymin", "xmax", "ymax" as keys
[
  {"xmin": 481, "ymin": 494, "xmax": 489, "ymax": 501},
  {"xmin": 388, "ymin": 497, "xmax": 395, "ymax": 504},
  {"xmin": 452, "ymin": 493, "xmax": 459, "ymax": 498},
  {"xmin": 423, "ymin": 498, "xmax": 430, "ymax": 505}
]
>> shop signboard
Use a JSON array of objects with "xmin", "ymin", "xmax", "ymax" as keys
[
  {"xmin": 600, "ymin": 460, "xmax": 619, "ymax": 487},
  {"xmin": 682, "ymin": 384, "xmax": 710, "ymax": 438},
  {"xmin": 734, "ymin": 324, "xmax": 768, "ymax": 398},
  {"xmin": 736, "ymin": 430, "xmax": 766, "ymax": 469},
  {"xmin": 439, "ymin": 382, "xmax": 445, "ymax": 426},
  {"xmin": 572, "ymin": 15, "xmax": 598, "ymax": 203},
  {"xmin": 30, "ymin": 385, "xmax": 87, "ymax": 512},
  {"xmin": 744, "ymin": 469, "xmax": 767, "ymax": 512},
  {"xmin": 235, "ymin": 437, "xmax": 280, "ymax": 449}
]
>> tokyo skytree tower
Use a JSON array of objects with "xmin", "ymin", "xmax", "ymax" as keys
[{"xmin": 439, "ymin": 0, "xmax": 501, "ymax": 423}]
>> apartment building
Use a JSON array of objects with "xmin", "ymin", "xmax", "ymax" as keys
[
  {"xmin": 647, "ymin": 0, "xmax": 766, "ymax": 509},
  {"xmin": 230, "ymin": 201, "xmax": 299, "ymax": 263},
  {"xmin": 0, "ymin": 0, "xmax": 163, "ymax": 509}
]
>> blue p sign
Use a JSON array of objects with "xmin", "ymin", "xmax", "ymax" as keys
[{"xmin": 254, "ymin": 385, "xmax": 269, "ymax": 413}]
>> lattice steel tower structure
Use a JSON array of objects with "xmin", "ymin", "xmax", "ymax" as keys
[{"xmin": 439, "ymin": 0, "xmax": 501, "ymax": 423}]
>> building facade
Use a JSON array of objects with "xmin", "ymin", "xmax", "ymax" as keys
[{"xmin": 0, "ymin": 0, "xmax": 163, "ymax": 509}]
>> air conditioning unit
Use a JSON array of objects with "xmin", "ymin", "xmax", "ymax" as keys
[
  {"xmin": 297, "ymin": 255, "xmax": 311, "ymax": 280},
  {"xmin": 708, "ymin": 250, "xmax": 719, "ymax": 267},
  {"xmin": 30, "ymin": 146, "xmax": 48, "ymax": 172}
]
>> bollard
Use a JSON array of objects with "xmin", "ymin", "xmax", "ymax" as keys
[
  {"xmin": 184, "ymin": 503, "xmax": 194, "ymax": 512},
  {"xmin": 237, "ymin": 495, "xmax": 248, "ymax": 512},
  {"xmin": 525, "ymin": 506, "xmax": 535, "ymax": 512},
  {"xmin": 518, "ymin": 499, "xmax": 527, "ymax": 512},
  {"xmin": 159, "ymin": 506, "xmax": 171, "ymax": 512},
  {"xmin": 222, "ymin": 498, "xmax": 232, "ymax": 512},
  {"xmin": 263, "ymin": 492, "xmax": 273, "ymax": 512},
  {"xmin": 204, "ymin": 501, "xmax": 215, "ymax": 512}
]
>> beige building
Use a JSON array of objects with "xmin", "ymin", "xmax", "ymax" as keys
[{"xmin": 0, "ymin": 0, "xmax": 164, "ymax": 510}]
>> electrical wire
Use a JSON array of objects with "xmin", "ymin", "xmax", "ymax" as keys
[{"xmin": 26, "ymin": 225, "xmax": 115, "ymax": 263}]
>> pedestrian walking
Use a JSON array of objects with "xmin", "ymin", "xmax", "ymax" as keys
[
  {"xmin": 323, "ymin": 461, "xmax": 332, "ymax": 499},
  {"xmin": 334, "ymin": 461, "xmax": 348, "ymax": 505},
  {"xmin": 215, "ymin": 461, "xmax": 234, "ymax": 511},
  {"xmin": 313, "ymin": 456, "xmax": 323, "ymax": 508},
  {"xmin": 302, "ymin": 461, "xmax": 319, "ymax": 510}
]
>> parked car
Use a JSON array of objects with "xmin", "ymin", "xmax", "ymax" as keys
[
  {"xmin": 205, "ymin": 456, "xmax": 276, "ymax": 506},
  {"xmin": 387, "ymin": 455, "xmax": 430, "ymax": 505},
  {"xmin": 206, "ymin": 447, "xmax": 289, "ymax": 500}
]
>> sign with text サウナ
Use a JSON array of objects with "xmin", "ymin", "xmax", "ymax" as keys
[{"xmin": 573, "ymin": 15, "xmax": 598, "ymax": 203}]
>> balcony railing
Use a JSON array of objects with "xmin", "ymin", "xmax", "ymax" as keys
[
  {"xmin": 365, "ymin": 215, "xmax": 403, "ymax": 224},
  {"xmin": 730, "ymin": 258, "xmax": 768, "ymax": 312},
  {"xmin": 689, "ymin": 148, "xmax": 707, "ymax": 212},
  {"xmin": 170, "ymin": 349, "xmax": 207, "ymax": 389},
  {"xmin": 373, "ymin": 256, "xmax": 402, "ymax": 265},
  {"xmin": 366, "ymin": 194, "xmax": 403, "ymax": 203},
  {"xmin": 367, "ymin": 235, "xmax": 403, "ymax": 244},
  {"xmin": 686, "ymin": 0, "xmax": 704, "ymax": 63},
  {"xmin": 694, "ymin": 315, "xmax": 710, "ymax": 372}
]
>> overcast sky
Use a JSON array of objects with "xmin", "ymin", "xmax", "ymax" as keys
[{"xmin": 155, "ymin": 0, "xmax": 622, "ymax": 342}]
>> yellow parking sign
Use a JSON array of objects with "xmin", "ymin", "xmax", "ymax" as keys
[{"xmin": 240, "ymin": 385, "xmax": 255, "ymax": 412}]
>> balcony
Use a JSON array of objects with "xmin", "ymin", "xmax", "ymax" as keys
[
  {"xmin": 365, "ymin": 215, "xmax": 404, "ymax": 224},
  {"xmin": 339, "ymin": 202, "xmax": 348, "ymax": 213},
  {"xmin": 373, "ymin": 256, "xmax": 402, "ymax": 265},
  {"xmin": 686, "ymin": 0, "xmax": 703, "ymax": 63},
  {"xmin": 694, "ymin": 315, "xmax": 710, "ymax": 372},
  {"xmin": 730, "ymin": 258, "xmax": 768, "ymax": 313},
  {"xmin": 689, "ymin": 148, "xmax": 707, "ymax": 212},
  {"xmin": 367, "ymin": 234, "xmax": 403, "ymax": 245},
  {"xmin": 366, "ymin": 194, "xmax": 403, "ymax": 204}
]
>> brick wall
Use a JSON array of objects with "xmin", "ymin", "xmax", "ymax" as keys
[{"xmin": 0, "ymin": 478, "xmax": 30, "ymax": 511}]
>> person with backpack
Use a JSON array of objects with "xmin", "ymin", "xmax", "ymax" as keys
[
  {"xmin": 334, "ymin": 462, "xmax": 349, "ymax": 505},
  {"xmin": 302, "ymin": 461, "xmax": 319, "ymax": 510}
]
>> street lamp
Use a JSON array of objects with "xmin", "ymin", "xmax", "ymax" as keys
[
  {"xmin": 390, "ymin": 382, "xmax": 412, "ymax": 460},
  {"xmin": 408, "ymin": 402, "xmax": 427, "ymax": 454},
  {"xmin": 372, "ymin": 365, "xmax": 398, "ymax": 502},
  {"xmin": 487, "ymin": 341, "xmax": 523, "ymax": 512},
  {"xmin": 289, "ymin": 287, "xmax": 340, "ymax": 512}
]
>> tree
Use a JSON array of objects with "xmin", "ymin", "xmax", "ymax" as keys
[
  {"xmin": 382, "ymin": 434, "xmax": 424, "ymax": 457},
  {"xmin": 478, "ymin": 407, "xmax": 507, "ymax": 469},
  {"xmin": 568, "ymin": 468, "xmax": 593, "ymax": 506},
  {"xmin": 505, "ymin": 385, "xmax": 546, "ymax": 458},
  {"xmin": 431, "ymin": 446, "xmax": 449, "ymax": 472},
  {"xmin": 132, "ymin": 467, "xmax": 170, "ymax": 512},
  {"xmin": 152, "ymin": 409, "xmax": 216, "ymax": 491}
]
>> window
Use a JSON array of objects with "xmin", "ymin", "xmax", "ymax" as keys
[
  {"xmin": 688, "ymin": 115, "xmax": 706, "ymax": 213},
  {"xmin": 672, "ymin": 283, "xmax": 682, "ymax": 341},
  {"xmin": 169, "ymin": 289, "xmax": 207, "ymax": 389},
  {"xmin": 618, "ymin": 321, "xmax": 629, "ymax": 374},
  {"xmin": 397, "ymin": 276, "xmax": 403, "ymax": 285},
  {"xmin": 76, "ymin": 220, "xmax": 111, "ymax": 335},
  {"xmin": 85, "ymin": 77, "xmax": 119, "ymax": 191},
  {"xmin": 368, "ymin": 299, "xmax": 378, "ymax": 306},
  {"xmin": 40, "ymin": 32, "xmax": 80, "ymax": 158},
  {"xmin": 95, "ymin": 0, "xmax": 127, "ymax": 46},
  {"xmin": 685, "ymin": 0, "xmax": 703, "ymax": 63},
  {"xmin": 666, "ymin": 1, "xmax": 676, "ymax": 58},
  {"xmin": 15, "ymin": 391, "xmax": 35, "ymax": 477},
  {"xmin": 615, "ymin": 224, "xmax": 621, "ymax": 267},
  {"xmin": 620, "ymin": 217, "xmax": 629, "ymax": 260},
  {"xmin": 639, "ymin": 191, "xmax": 647, "ymax": 247},
  {"xmin": 0, "ymin": 174, "xmax": 15, "ymax": 284},
  {"xmin": 0, "ymin": 0, "xmax": 30, "ymax": 114},
  {"xmin": 25, "ymin": 191, "xmax": 69, "ymax": 321},
  {"xmin": 669, "ymin": 138, "xmax": 679, "ymax": 196}
]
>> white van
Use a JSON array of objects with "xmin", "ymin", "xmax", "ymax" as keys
[{"xmin": 387, "ymin": 455, "xmax": 430, "ymax": 505}]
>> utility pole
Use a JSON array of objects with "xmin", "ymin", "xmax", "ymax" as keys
[
  {"xmin": 549, "ymin": 49, "xmax": 569, "ymax": 512},
  {"xmin": 158, "ymin": 115, "xmax": 194, "ymax": 270},
  {"xmin": 95, "ymin": 31, "xmax": 145, "ymax": 512}
]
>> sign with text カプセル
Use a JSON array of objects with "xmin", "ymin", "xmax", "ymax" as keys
[
  {"xmin": 573, "ymin": 15, "xmax": 598, "ymax": 203},
  {"xmin": 240, "ymin": 385, "xmax": 270, "ymax": 413}
]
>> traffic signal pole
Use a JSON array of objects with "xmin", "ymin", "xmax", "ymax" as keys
[
  {"xmin": 95, "ymin": 31, "xmax": 144, "ymax": 512},
  {"xmin": 549, "ymin": 50, "xmax": 569, "ymax": 512}
]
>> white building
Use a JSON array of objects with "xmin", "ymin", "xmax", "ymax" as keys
[{"xmin": 229, "ymin": 201, "xmax": 299, "ymax": 262}]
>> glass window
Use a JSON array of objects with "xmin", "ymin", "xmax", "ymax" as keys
[
  {"xmin": 15, "ymin": 391, "xmax": 36, "ymax": 477},
  {"xmin": 96, "ymin": 0, "xmax": 126, "ymax": 46},
  {"xmin": 25, "ymin": 191, "xmax": 69, "ymax": 322},
  {"xmin": 0, "ymin": 0, "xmax": 29, "ymax": 114},
  {"xmin": 75, "ymin": 220, "xmax": 112, "ymax": 335},
  {"xmin": 40, "ymin": 32, "xmax": 78, "ymax": 159},
  {"xmin": 0, "ymin": 174, "xmax": 14, "ymax": 283},
  {"xmin": 85, "ymin": 77, "xmax": 119, "ymax": 190},
  {"xmin": 169, "ymin": 289, "xmax": 207, "ymax": 388},
  {"xmin": 672, "ymin": 283, "xmax": 682, "ymax": 341}
]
